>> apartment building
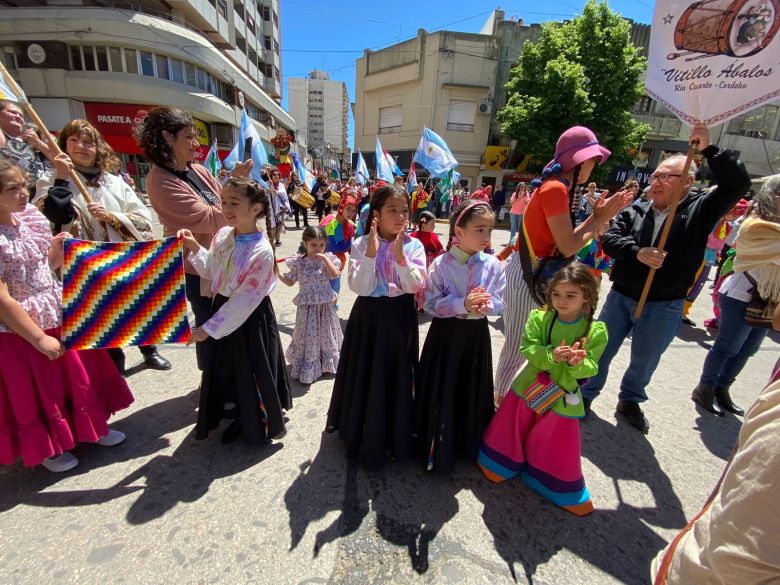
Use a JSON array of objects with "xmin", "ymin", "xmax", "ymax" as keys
[
  {"xmin": 288, "ymin": 70, "xmax": 350, "ymax": 173},
  {"xmin": 352, "ymin": 29, "xmax": 499, "ymax": 189},
  {"xmin": 0, "ymin": 0, "xmax": 292, "ymax": 189}
]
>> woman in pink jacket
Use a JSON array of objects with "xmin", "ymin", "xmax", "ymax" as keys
[{"xmin": 509, "ymin": 182, "xmax": 530, "ymax": 244}]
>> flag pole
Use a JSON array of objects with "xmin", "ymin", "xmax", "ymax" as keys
[
  {"xmin": 633, "ymin": 140, "xmax": 698, "ymax": 318},
  {"xmin": 0, "ymin": 61, "xmax": 93, "ymax": 205}
]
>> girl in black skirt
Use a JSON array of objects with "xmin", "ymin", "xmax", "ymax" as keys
[
  {"xmin": 326, "ymin": 185, "xmax": 427, "ymax": 469},
  {"xmin": 414, "ymin": 200, "xmax": 506, "ymax": 473},
  {"xmin": 179, "ymin": 178, "xmax": 291, "ymax": 445}
]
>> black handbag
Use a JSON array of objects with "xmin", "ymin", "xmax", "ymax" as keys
[{"xmin": 744, "ymin": 273, "xmax": 776, "ymax": 329}]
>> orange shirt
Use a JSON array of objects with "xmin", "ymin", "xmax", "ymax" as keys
[{"xmin": 521, "ymin": 180, "xmax": 570, "ymax": 257}]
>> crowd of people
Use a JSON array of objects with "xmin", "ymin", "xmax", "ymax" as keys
[{"xmin": 1, "ymin": 97, "xmax": 780, "ymax": 582}]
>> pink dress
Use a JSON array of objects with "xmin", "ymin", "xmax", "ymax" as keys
[
  {"xmin": 284, "ymin": 253, "xmax": 343, "ymax": 384},
  {"xmin": 0, "ymin": 205, "xmax": 133, "ymax": 467}
]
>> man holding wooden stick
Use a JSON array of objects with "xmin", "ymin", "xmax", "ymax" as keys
[{"xmin": 580, "ymin": 124, "xmax": 750, "ymax": 433}]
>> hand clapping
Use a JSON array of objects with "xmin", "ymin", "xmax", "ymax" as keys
[
  {"xmin": 552, "ymin": 339, "xmax": 587, "ymax": 366},
  {"xmin": 465, "ymin": 286, "xmax": 491, "ymax": 314}
]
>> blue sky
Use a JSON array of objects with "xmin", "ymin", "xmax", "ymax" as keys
[{"xmin": 279, "ymin": 1, "xmax": 655, "ymax": 147}]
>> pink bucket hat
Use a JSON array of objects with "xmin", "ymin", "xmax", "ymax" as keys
[{"xmin": 544, "ymin": 126, "xmax": 611, "ymax": 173}]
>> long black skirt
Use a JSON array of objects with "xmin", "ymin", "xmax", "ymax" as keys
[
  {"xmin": 196, "ymin": 295, "xmax": 291, "ymax": 444},
  {"xmin": 326, "ymin": 294, "xmax": 418, "ymax": 470},
  {"xmin": 414, "ymin": 317, "xmax": 494, "ymax": 474}
]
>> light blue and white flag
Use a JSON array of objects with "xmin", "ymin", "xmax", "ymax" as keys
[
  {"xmin": 292, "ymin": 152, "xmax": 316, "ymax": 191},
  {"xmin": 375, "ymin": 136, "xmax": 394, "ymax": 183},
  {"xmin": 355, "ymin": 150, "xmax": 370, "ymax": 185},
  {"xmin": 223, "ymin": 109, "xmax": 269, "ymax": 187},
  {"xmin": 385, "ymin": 150, "xmax": 403, "ymax": 177},
  {"xmin": 204, "ymin": 140, "xmax": 221, "ymax": 177},
  {"xmin": 413, "ymin": 127, "xmax": 458, "ymax": 178}
]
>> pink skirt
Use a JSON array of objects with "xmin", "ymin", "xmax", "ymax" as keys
[
  {"xmin": 477, "ymin": 390, "xmax": 593, "ymax": 516},
  {"xmin": 0, "ymin": 329, "xmax": 134, "ymax": 467}
]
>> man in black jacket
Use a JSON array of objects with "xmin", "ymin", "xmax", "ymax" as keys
[{"xmin": 581, "ymin": 125, "xmax": 750, "ymax": 433}]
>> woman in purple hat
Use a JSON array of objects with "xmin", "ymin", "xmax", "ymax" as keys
[{"xmin": 494, "ymin": 126, "xmax": 632, "ymax": 407}]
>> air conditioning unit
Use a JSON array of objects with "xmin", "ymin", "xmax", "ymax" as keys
[{"xmin": 477, "ymin": 100, "xmax": 493, "ymax": 115}]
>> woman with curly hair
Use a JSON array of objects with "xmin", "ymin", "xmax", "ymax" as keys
[
  {"xmin": 135, "ymin": 107, "xmax": 250, "ymax": 370},
  {"xmin": 35, "ymin": 118, "xmax": 170, "ymax": 373}
]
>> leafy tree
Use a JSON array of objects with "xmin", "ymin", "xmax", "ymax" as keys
[{"xmin": 498, "ymin": 0, "xmax": 650, "ymax": 175}]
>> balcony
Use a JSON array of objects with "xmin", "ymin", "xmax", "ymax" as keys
[
  {"xmin": 634, "ymin": 113, "xmax": 683, "ymax": 139},
  {"xmin": 265, "ymin": 76, "xmax": 281, "ymax": 99}
]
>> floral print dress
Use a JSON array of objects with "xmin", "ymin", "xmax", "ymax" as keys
[{"xmin": 284, "ymin": 253, "xmax": 343, "ymax": 384}]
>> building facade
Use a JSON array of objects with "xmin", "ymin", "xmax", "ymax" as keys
[
  {"xmin": 352, "ymin": 29, "xmax": 499, "ymax": 190},
  {"xmin": 288, "ymin": 70, "xmax": 349, "ymax": 174},
  {"xmin": 0, "ymin": 0, "xmax": 293, "ymax": 189}
]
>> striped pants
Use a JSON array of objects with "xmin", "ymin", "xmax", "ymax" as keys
[{"xmin": 494, "ymin": 253, "xmax": 538, "ymax": 407}]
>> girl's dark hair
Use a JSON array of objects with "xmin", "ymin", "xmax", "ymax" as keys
[
  {"xmin": 418, "ymin": 210, "xmax": 436, "ymax": 224},
  {"xmin": 222, "ymin": 177, "xmax": 275, "ymax": 260},
  {"xmin": 369, "ymin": 184, "xmax": 409, "ymax": 223},
  {"xmin": 134, "ymin": 107, "xmax": 194, "ymax": 168},
  {"xmin": 446, "ymin": 200, "xmax": 495, "ymax": 250},
  {"xmin": 0, "ymin": 155, "xmax": 27, "ymax": 190},
  {"xmin": 58, "ymin": 119, "xmax": 121, "ymax": 173},
  {"xmin": 298, "ymin": 225, "xmax": 327, "ymax": 254},
  {"xmin": 545, "ymin": 262, "xmax": 600, "ymax": 335}
]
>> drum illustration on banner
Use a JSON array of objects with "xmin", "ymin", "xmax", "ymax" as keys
[
  {"xmin": 647, "ymin": 0, "xmax": 780, "ymax": 126},
  {"xmin": 668, "ymin": 0, "xmax": 779, "ymax": 61}
]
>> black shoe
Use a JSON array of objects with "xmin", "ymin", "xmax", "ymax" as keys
[
  {"xmin": 615, "ymin": 401, "xmax": 650, "ymax": 434},
  {"xmin": 691, "ymin": 383, "xmax": 723, "ymax": 416},
  {"xmin": 221, "ymin": 420, "xmax": 242, "ymax": 444},
  {"xmin": 143, "ymin": 351, "xmax": 172, "ymax": 371},
  {"xmin": 715, "ymin": 386, "xmax": 744, "ymax": 416},
  {"xmin": 682, "ymin": 316, "xmax": 696, "ymax": 326}
]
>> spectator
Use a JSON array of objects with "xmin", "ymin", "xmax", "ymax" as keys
[
  {"xmin": 0, "ymin": 101, "xmax": 54, "ymax": 188},
  {"xmin": 580, "ymin": 124, "xmax": 751, "ymax": 433}
]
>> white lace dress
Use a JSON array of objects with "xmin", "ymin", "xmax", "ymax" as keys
[{"xmin": 284, "ymin": 253, "xmax": 343, "ymax": 384}]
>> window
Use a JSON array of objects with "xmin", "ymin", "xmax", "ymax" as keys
[
  {"xmin": 262, "ymin": 6, "xmax": 270, "ymax": 20},
  {"xmin": 83, "ymin": 46, "xmax": 96, "ymax": 71},
  {"xmin": 140, "ymin": 51, "xmax": 154, "ymax": 76},
  {"xmin": 272, "ymin": 10, "xmax": 278, "ymax": 26},
  {"xmin": 2, "ymin": 47, "xmax": 18, "ymax": 72},
  {"xmin": 273, "ymin": 39, "xmax": 279, "ymax": 54},
  {"xmin": 185, "ymin": 62, "xmax": 196, "ymax": 86},
  {"xmin": 124, "ymin": 48, "xmax": 138, "ymax": 74},
  {"xmin": 236, "ymin": 34, "xmax": 247, "ymax": 55},
  {"xmin": 379, "ymin": 104, "xmax": 402, "ymax": 134},
  {"xmin": 217, "ymin": 0, "xmax": 228, "ymax": 18},
  {"xmin": 109, "ymin": 47, "xmax": 123, "ymax": 72},
  {"xmin": 234, "ymin": 2, "xmax": 244, "ymax": 20},
  {"xmin": 156, "ymin": 54, "xmax": 170, "ymax": 80},
  {"xmin": 631, "ymin": 96, "xmax": 653, "ymax": 115},
  {"xmin": 70, "ymin": 45, "xmax": 83, "ymax": 70},
  {"xmin": 447, "ymin": 100, "xmax": 475, "ymax": 132},
  {"xmin": 170, "ymin": 58, "xmax": 184, "ymax": 83},
  {"xmin": 264, "ymin": 35, "xmax": 271, "ymax": 50},
  {"xmin": 246, "ymin": 14, "xmax": 256, "ymax": 34},
  {"xmin": 274, "ymin": 66, "xmax": 280, "ymax": 82},
  {"xmin": 95, "ymin": 46, "xmax": 109, "ymax": 71},
  {"xmin": 265, "ymin": 63, "xmax": 273, "ymax": 78},
  {"xmin": 197, "ymin": 67, "xmax": 207, "ymax": 91},
  {"xmin": 727, "ymin": 105, "xmax": 778, "ymax": 139},
  {"xmin": 214, "ymin": 124, "xmax": 233, "ymax": 145}
]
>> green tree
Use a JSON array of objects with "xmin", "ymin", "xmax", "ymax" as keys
[{"xmin": 498, "ymin": 0, "xmax": 650, "ymax": 176}]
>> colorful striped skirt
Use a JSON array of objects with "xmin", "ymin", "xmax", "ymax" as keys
[{"xmin": 477, "ymin": 389, "xmax": 593, "ymax": 516}]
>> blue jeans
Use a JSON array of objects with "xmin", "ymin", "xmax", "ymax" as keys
[
  {"xmin": 581, "ymin": 290, "xmax": 683, "ymax": 404},
  {"xmin": 510, "ymin": 213, "xmax": 522, "ymax": 242},
  {"xmin": 699, "ymin": 294, "xmax": 768, "ymax": 387}
]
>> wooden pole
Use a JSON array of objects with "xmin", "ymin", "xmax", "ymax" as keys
[
  {"xmin": 0, "ymin": 61, "xmax": 93, "ymax": 204},
  {"xmin": 633, "ymin": 142, "xmax": 698, "ymax": 318}
]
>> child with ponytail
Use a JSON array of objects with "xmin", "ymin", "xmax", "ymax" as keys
[
  {"xmin": 478, "ymin": 263, "xmax": 608, "ymax": 515},
  {"xmin": 414, "ymin": 200, "xmax": 505, "ymax": 473},
  {"xmin": 179, "ymin": 177, "xmax": 290, "ymax": 445}
]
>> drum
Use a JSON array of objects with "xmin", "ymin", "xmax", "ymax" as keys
[
  {"xmin": 672, "ymin": 0, "xmax": 779, "ymax": 58},
  {"xmin": 292, "ymin": 188, "xmax": 315, "ymax": 209},
  {"xmin": 327, "ymin": 191, "xmax": 341, "ymax": 207}
]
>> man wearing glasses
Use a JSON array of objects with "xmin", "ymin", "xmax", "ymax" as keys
[{"xmin": 580, "ymin": 124, "xmax": 751, "ymax": 433}]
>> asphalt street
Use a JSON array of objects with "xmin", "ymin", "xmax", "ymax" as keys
[{"xmin": 1, "ymin": 213, "xmax": 777, "ymax": 585}]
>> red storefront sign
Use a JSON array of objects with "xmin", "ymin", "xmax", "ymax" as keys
[{"xmin": 84, "ymin": 103, "xmax": 150, "ymax": 155}]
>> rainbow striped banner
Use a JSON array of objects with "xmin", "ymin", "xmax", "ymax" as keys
[{"xmin": 62, "ymin": 237, "xmax": 191, "ymax": 350}]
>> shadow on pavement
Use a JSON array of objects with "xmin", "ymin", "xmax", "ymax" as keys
[
  {"xmin": 693, "ymin": 406, "xmax": 741, "ymax": 460},
  {"xmin": 0, "ymin": 391, "xmax": 199, "ymax": 513}
]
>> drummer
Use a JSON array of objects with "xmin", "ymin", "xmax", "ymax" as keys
[{"xmin": 288, "ymin": 170, "xmax": 309, "ymax": 228}]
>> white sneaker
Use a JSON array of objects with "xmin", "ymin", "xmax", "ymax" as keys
[
  {"xmin": 41, "ymin": 452, "xmax": 79, "ymax": 473},
  {"xmin": 96, "ymin": 429, "xmax": 126, "ymax": 447}
]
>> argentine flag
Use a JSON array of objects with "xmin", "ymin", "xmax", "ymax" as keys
[
  {"xmin": 375, "ymin": 136, "xmax": 395, "ymax": 183},
  {"xmin": 355, "ymin": 150, "xmax": 370, "ymax": 185},
  {"xmin": 413, "ymin": 127, "xmax": 458, "ymax": 178},
  {"xmin": 223, "ymin": 109, "xmax": 269, "ymax": 187},
  {"xmin": 204, "ymin": 141, "xmax": 222, "ymax": 177}
]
